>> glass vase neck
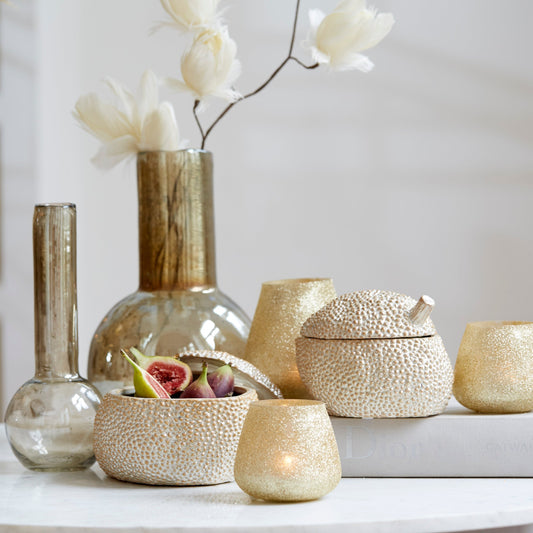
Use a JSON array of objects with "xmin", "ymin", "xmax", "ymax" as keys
[
  {"xmin": 137, "ymin": 150, "xmax": 217, "ymax": 291},
  {"xmin": 33, "ymin": 203, "xmax": 79, "ymax": 379}
]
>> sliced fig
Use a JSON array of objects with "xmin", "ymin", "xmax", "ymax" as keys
[
  {"xmin": 180, "ymin": 362, "xmax": 216, "ymax": 398},
  {"xmin": 130, "ymin": 347, "xmax": 193, "ymax": 396},
  {"xmin": 207, "ymin": 364, "xmax": 234, "ymax": 397},
  {"xmin": 121, "ymin": 350, "xmax": 170, "ymax": 399}
]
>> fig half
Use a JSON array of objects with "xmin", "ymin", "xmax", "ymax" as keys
[
  {"xmin": 121, "ymin": 350, "xmax": 170, "ymax": 399},
  {"xmin": 130, "ymin": 347, "xmax": 193, "ymax": 396}
]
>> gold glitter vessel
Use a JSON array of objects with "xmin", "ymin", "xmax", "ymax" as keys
[
  {"xmin": 453, "ymin": 321, "xmax": 533, "ymax": 414},
  {"xmin": 244, "ymin": 278, "xmax": 336, "ymax": 398},
  {"xmin": 234, "ymin": 399, "xmax": 341, "ymax": 502}
]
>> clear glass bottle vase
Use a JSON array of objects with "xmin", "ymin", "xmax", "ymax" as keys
[
  {"xmin": 4, "ymin": 203, "xmax": 102, "ymax": 471},
  {"xmin": 88, "ymin": 150, "xmax": 251, "ymax": 395}
]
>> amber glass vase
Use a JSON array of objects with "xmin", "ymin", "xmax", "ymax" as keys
[
  {"xmin": 88, "ymin": 150, "xmax": 250, "ymax": 394},
  {"xmin": 4, "ymin": 204, "xmax": 101, "ymax": 471}
]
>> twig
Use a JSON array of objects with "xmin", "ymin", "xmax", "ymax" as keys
[
  {"xmin": 192, "ymin": 100, "xmax": 205, "ymax": 141},
  {"xmin": 198, "ymin": 0, "xmax": 317, "ymax": 149},
  {"xmin": 290, "ymin": 57, "xmax": 319, "ymax": 70}
]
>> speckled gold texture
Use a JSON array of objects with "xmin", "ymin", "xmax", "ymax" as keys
[
  {"xmin": 296, "ymin": 336, "xmax": 453, "ymax": 418},
  {"xmin": 453, "ymin": 321, "xmax": 533, "ymax": 414},
  {"xmin": 244, "ymin": 278, "xmax": 337, "ymax": 399},
  {"xmin": 94, "ymin": 387, "xmax": 258, "ymax": 485},
  {"xmin": 301, "ymin": 289, "xmax": 436, "ymax": 340},
  {"xmin": 234, "ymin": 400, "xmax": 341, "ymax": 502}
]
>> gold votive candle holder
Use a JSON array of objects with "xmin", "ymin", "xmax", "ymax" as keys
[
  {"xmin": 234, "ymin": 399, "xmax": 341, "ymax": 502},
  {"xmin": 453, "ymin": 321, "xmax": 533, "ymax": 414}
]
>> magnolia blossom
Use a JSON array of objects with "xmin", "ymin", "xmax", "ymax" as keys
[
  {"xmin": 73, "ymin": 70, "xmax": 182, "ymax": 169},
  {"xmin": 308, "ymin": 0, "xmax": 394, "ymax": 72},
  {"xmin": 159, "ymin": 0, "xmax": 221, "ymax": 32},
  {"xmin": 166, "ymin": 26, "xmax": 241, "ymax": 106}
]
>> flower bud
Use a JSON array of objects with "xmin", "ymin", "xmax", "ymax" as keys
[
  {"xmin": 308, "ymin": 0, "xmax": 394, "ymax": 72},
  {"xmin": 160, "ymin": 0, "xmax": 220, "ymax": 32},
  {"xmin": 171, "ymin": 26, "xmax": 241, "ymax": 104}
]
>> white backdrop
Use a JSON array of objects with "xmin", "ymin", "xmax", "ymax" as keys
[{"xmin": 1, "ymin": 0, "xmax": 533, "ymax": 409}]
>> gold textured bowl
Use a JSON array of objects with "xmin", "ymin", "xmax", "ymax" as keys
[{"xmin": 94, "ymin": 386, "xmax": 258, "ymax": 486}]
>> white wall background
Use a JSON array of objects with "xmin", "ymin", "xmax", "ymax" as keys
[{"xmin": 1, "ymin": 0, "xmax": 532, "ymax": 410}]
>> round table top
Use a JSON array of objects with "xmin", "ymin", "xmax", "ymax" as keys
[{"xmin": 1, "ymin": 425, "xmax": 533, "ymax": 533}]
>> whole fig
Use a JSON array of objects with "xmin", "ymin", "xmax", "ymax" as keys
[
  {"xmin": 207, "ymin": 364, "xmax": 234, "ymax": 397},
  {"xmin": 180, "ymin": 363, "xmax": 216, "ymax": 399}
]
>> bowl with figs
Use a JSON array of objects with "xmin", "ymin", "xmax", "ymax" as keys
[{"xmin": 93, "ymin": 348, "xmax": 281, "ymax": 486}]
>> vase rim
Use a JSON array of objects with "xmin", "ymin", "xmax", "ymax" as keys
[
  {"xmin": 137, "ymin": 148, "xmax": 211, "ymax": 156},
  {"xmin": 249, "ymin": 399, "xmax": 326, "ymax": 409},
  {"xmin": 262, "ymin": 278, "xmax": 333, "ymax": 286},
  {"xmin": 466, "ymin": 320, "xmax": 533, "ymax": 329},
  {"xmin": 35, "ymin": 202, "xmax": 76, "ymax": 209}
]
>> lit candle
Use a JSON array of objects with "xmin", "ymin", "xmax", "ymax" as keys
[{"xmin": 234, "ymin": 399, "xmax": 341, "ymax": 502}]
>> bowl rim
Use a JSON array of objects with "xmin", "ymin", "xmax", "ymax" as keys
[{"xmin": 105, "ymin": 385, "xmax": 256, "ymax": 402}]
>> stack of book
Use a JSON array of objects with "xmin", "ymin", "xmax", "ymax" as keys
[{"xmin": 331, "ymin": 399, "xmax": 533, "ymax": 477}]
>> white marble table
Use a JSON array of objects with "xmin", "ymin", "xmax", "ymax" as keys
[{"xmin": 1, "ymin": 425, "xmax": 533, "ymax": 533}]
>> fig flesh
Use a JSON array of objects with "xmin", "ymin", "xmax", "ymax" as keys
[
  {"xmin": 130, "ymin": 347, "xmax": 192, "ymax": 396},
  {"xmin": 180, "ymin": 363, "xmax": 216, "ymax": 398},
  {"xmin": 207, "ymin": 364, "xmax": 234, "ymax": 397},
  {"xmin": 121, "ymin": 350, "xmax": 170, "ymax": 399}
]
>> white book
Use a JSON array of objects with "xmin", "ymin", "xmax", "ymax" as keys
[{"xmin": 331, "ymin": 399, "xmax": 533, "ymax": 477}]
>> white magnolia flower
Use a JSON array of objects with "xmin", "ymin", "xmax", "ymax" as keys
[
  {"xmin": 159, "ymin": 0, "xmax": 221, "ymax": 32},
  {"xmin": 73, "ymin": 70, "xmax": 182, "ymax": 169},
  {"xmin": 308, "ymin": 0, "xmax": 394, "ymax": 72},
  {"xmin": 166, "ymin": 26, "xmax": 241, "ymax": 106}
]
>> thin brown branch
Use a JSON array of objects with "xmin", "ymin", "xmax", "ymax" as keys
[
  {"xmin": 288, "ymin": 0, "xmax": 301, "ymax": 56},
  {"xmin": 199, "ymin": 0, "xmax": 314, "ymax": 148},
  {"xmin": 290, "ymin": 57, "xmax": 319, "ymax": 70},
  {"xmin": 193, "ymin": 100, "xmax": 205, "ymax": 143}
]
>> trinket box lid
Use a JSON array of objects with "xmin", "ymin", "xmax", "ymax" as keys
[
  {"xmin": 178, "ymin": 350, "xmax": 283, "ymax": 399},
  {"xmin": 300, "ymin": 290, "xmax": 437, "ymax": 340}
]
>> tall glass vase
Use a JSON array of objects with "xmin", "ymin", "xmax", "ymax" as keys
[
  {"xmin": 88, "ymin": 149, "xmax": 250, "ymax": 394},
  {"xmin": 4, "ymin": 203, "xmax": 102, "ymax": 471}
]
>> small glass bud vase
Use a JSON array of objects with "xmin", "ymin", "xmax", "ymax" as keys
[{"xmin": 4, "ymin": 203, "xmax": 102, "ymax": 471}]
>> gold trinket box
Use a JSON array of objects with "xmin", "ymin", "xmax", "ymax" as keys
[{"xmin": 296, "ymin": 290, "xmax": 453, "ymax": 418}]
